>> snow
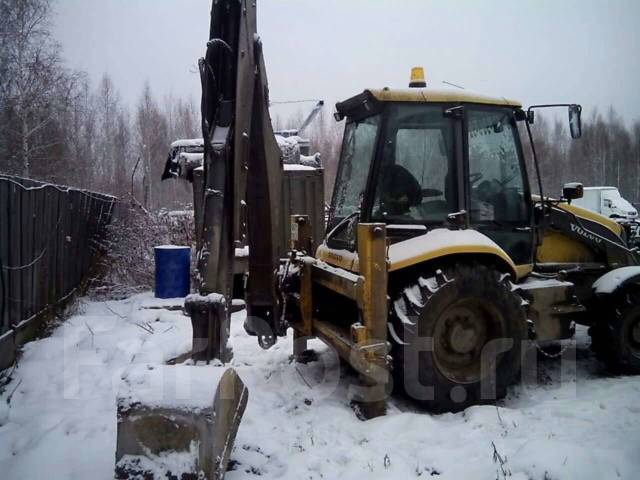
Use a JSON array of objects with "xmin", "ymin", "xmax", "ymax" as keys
[
  {"xmin": 283, "ymin": 164, "xmax": 316, "ymax": 171},
  {"xmin": 275, "ymin": 134, "xmax": 302, "ymax": 165},
  {"xmin": 518, "ymin": 276, "xmax": 575, "ymax": 290},
  {"xmin": 372, "ymin": 86, "xmax": 520, "ymax": 107},
  {"xmin": 0, "ymin": 294, "xmax": 192, "ymax": 479},
  {"xmin": 118, "ymin": 364, "xmax": 223, "ymax": 412},
  {"xmin": 154, "ymin": 245, "xmax": 190, "ymax": 250},
  {"xmin": 593, "ymin": 266, "xmax": 640, "ymax": 294},
  {"xmin": 387, "ymin": 224, "xmax": 429, "ymax": 231},
  {"xmin": 388, "ymin": 228, "xmax": 506, "ymax": 267},
  {"xmin": 185, "ymin": 292, "xmax": 225, "ymax": 305},
  {"xmin": 1, "ymin": 292, "xmax": 639, "ymax": 479},
  {"xmin": 299, "ymin": 153, "xmax": 321, "ymax": 167},
  {"xmin": 275, "ymin": 135, "xmax": 320, "ymax": 167},
  {"xmin": 118, "ymin": 443, "xmax": 199, "ymax": 480},
  {"xmin": 275, "ymin": 134, "xmax": 302, "ymax": 148},
  {"xmin": 171, "ymin": 138, "xmax": 204, "ymax": 148},
  {"xmin": 159, "ymin": 210, "xmax": 193, "ymax": 218},
  {"xmin": 0, "ymin": 174, "xmax": 117, "ymax": 200}
]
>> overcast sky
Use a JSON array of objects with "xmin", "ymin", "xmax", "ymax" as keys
[{"xmin": 53, "ymin": 0, "xmax": 640, "ymax": 123}]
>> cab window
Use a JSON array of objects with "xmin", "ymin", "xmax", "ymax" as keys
[
  {"xmin": 467, "ymin": 109, "xmax": 528, "ymax": 224},
  {"xmin": 372, "ymin": 104, "xmax": 457, "ymax": 224}
]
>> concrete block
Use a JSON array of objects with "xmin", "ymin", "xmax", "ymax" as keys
[
  {"xmin": 115, "ymin": 366, "xmax": 248, "ymax": 480},
  {"xmin": 185, "ymin": 293, "xmax": 232, "ymax": 363}
]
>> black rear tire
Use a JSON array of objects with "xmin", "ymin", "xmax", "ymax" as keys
[
  {"xmin": 390, "ymin": 263, "xmax": 527, "ymax": 413},
  {"xmin": 589, "ymin": 286, "xmax": 640, "ymax": 374}
]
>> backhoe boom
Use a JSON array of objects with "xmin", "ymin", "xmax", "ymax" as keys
[{"xmin": 188, "ymin": 0, "xmax": 283, "ymax": 360}]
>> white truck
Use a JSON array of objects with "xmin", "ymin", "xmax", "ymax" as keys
[{"xmin": 572, "ymin": 186, "xmax": 638, "ymax": 220}]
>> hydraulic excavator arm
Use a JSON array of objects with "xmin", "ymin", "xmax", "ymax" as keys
[{"xmin": 186, "ymin": 0, "xmax": 284, "ymax": 358}]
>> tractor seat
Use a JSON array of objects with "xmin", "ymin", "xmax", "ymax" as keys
[{"xmin": 379, "ymin": 164, "xmax": 422, "ymax": 216}]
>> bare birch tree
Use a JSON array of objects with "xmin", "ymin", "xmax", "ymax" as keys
[
  {"xmin": 136, "ymin": 82, "xmax": 168, "ymax": 208},
  {"xmin": 0, "ymin": 0, "xmax": 67, "ymax": 177}
]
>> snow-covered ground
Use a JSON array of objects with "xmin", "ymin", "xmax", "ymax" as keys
[{"xmin": 0, "ymin": 293, "xmax": 639, "ymax": 479}]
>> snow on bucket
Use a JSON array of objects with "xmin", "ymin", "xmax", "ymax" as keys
[{"xmin": 154, "ymin": 245, "xmax": 191, "ymax": 299}]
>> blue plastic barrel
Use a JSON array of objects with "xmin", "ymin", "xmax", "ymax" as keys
[{"xmin": 154, "ymin": 245, "xmax": 191, "ymax": 299}]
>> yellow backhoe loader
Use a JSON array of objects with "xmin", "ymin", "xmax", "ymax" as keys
[
  {"xmin": 185, "ymin": 0, "xmax": 640, "ymax": 420},
  {"xmin": 116, "ymin": 2, "xmax": 640, "ymax": 477}
]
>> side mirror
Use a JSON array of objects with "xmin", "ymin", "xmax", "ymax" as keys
[
  {"xmin": 526, "ymin": 110, "xmax": 535, "ymax": 124},
  {"xmin": 563, "ymin": 182, "xmax": 583, "ymax": 202},
  {"xmin": 568, "ymin": 105, "xmax": 582, "ymax": 139}
]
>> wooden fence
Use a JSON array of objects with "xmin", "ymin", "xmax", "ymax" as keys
[{"xmin": 0, "ymin": 175, "xmax": 116, "ymax": 370}]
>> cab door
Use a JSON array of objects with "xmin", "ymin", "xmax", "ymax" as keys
[{"xmin": 465, "ymin": 107, "xmax": 534, "ymax": 266}]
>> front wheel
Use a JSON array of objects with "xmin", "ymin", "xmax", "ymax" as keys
[{"xmin": 390, "ymin": 263, "xmax": 527, "ymax": 412}]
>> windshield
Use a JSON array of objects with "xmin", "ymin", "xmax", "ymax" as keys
[
  {"xmin": 371, "ymin": 104, "xmax": 457, "ymax": 224},
  {"xmin": 602, "ymin": 189, "xmax": 622, "ymax": 200},
  {"xmin": 330, "ymin": 114, "xmax": 380, "ymax": 225},
  {"xmin": 602, "ymin": 189, "xmax": 635, "ymax": 211}
]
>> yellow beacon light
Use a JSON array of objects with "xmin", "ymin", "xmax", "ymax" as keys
[{"xmin": 409, "ymin": 67, "xmax": 427, "ymax": 88}]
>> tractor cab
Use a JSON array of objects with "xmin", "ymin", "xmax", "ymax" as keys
[{"xmin": 327, "ymin": 75, "xmax": 535, "ymax": 269}]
